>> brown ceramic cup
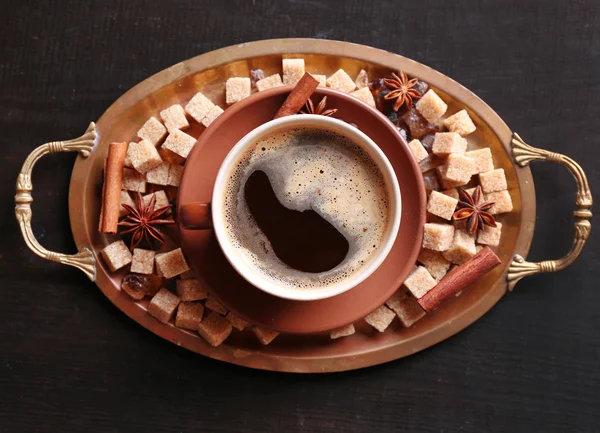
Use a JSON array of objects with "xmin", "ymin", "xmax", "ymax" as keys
[
  {"xmin": 180, "ymin": 114, "xmax": 402, "ymax": 301},
  {"xmin": 177, "ymin": 86, "xmax": 426, "ymax": 331}
]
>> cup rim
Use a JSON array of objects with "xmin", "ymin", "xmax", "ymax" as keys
[{"xmin": 211, "ymin": 114, "xmax": 402, "ymax": 301}]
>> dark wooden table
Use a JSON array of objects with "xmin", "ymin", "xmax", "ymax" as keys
[{"xmin": 1, "ymin": 1, "xmax": 598, "ymax": 431}]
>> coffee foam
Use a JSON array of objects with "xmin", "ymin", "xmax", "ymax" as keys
[{"xmin": 223, "ymin": 127, "xmax": 390, "ymax": 290}]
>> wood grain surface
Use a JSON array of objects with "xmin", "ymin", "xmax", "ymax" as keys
[{"xmin": 1, "ymin": 1, "xmax": 598, "ymax": 432}]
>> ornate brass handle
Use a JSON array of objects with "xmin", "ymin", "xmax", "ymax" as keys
[
  {"xmin": 15, "ymin": 123, "xmax": 98, "ymax": 281},
  {"xmin": 507, "ymin": 133, "xmax": 592, "ymax": 291}
]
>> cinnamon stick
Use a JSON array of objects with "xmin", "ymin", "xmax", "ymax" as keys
[
  {"xmin": 274, "ymin": 73, "xmax": 319, "ymax": 119},
  {"xmin": 417, "ymin": 246, "xmax": 501, "ymax": 312},
  {"xmin": 98, "ymin": 142, "xmax": 127, "ymax": 234}
]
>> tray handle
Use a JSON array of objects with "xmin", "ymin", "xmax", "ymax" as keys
[
  {"xmin": 507, "ymin": 133, "xmax": 592, "ymax": 291},
  {"xmin": 15, "ymin": 122, "xmax": 97, "ymax": 281}
]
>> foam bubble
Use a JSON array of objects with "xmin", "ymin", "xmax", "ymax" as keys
[{"xmin": 223, "ymin": 127, "xmax": 390, "ymax": 290}]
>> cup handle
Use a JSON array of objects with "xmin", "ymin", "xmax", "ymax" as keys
[
  {"xmin": 179, "ymin": 202, "xmax": 213, "ymax": 230},
  {"xmin": 15, "ymin": 122, "xmax": 98, "ymax": 281},
  {"xmin": 507, "ymin": 133, "xmax": 593, "ymax": 291}
]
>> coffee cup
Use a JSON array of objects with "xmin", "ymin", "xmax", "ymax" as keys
[{"xmin": 179, "ymin": 114, "xmax": 401, "ymax": 301}]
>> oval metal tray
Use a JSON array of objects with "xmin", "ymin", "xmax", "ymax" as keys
[{"xmin": 15, "ymin": 39, "xmax": 592, "ymax": 372}]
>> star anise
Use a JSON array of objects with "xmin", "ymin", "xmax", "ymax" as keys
[
  {"xmin": 452, "ymin": 186, "xmax": 497, "ymax": 235},
  {"xmin": 383, "ymin": 71, "xmax": 422, "ymax": 111},
  {"xmin": 119, "ymin": 192, "xmax": 174, "ymax": 250},
  {"xmin": 300, "ymin": 96, "xmax": 338, "ymax": 117}
]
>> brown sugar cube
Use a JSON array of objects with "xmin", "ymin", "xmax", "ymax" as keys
[
  {"xmin": 427, "ymin": 190, "xmax": 459, "ymax": 220},
  {"xmin": 309, "ymin": 73, "xmax": 326, "ymax": 87},
  {"xmin": 175, "ymin": 301, "xmax": 204, "ymax": 330},
  {"xmin": 256, "ymin": 73, "xmax": 283, "ymax": 92},
  {"xmin": 145, "ymin": 161, "xmax": 170, "ymax": 185},
  {"xmin": 423, "ymin": 171, "xmax": 441, "ymax": 192},
  {"xmin": 350, "ymin": 86, "xmax": 376, "ymax": 108},
  {"xmin": 407, "ymin": 139, "xmax": 429, "ymax": 163},
  {"xmin": 282, "ymin": 58, "xmax": 305, "ymax": 85},
  {"xmin": 423, "ymin": 223, "xmax": 455, "ymax": 251},
  {"xmin": 160, "ymin": 104, "xmax": 190, "ymax": 132},
  {"xmin": 416, "ymin": 89, "xmax": 448, "ymax": 123},
  {"xmin": 127, "ymin": 139, "xmax": 163, "ymax": 174},
  {"xmin": 176, "ymin": 278, "xmax": 207, "ymax": 301},
  {"xmin": 137, "ymin": 117, "xmax": 167, "ymax": 146},
  {"xmin": 185, "ymin": 92, "xmax": 215, "ymax": 123},
  {"xmin": 355, "ymin": 69, "xmax": 369, "ymax": 89},
  {"xmin": 225, "ymin": 77, "xmax": 252, "ymax": 105},
  {"xmin": 226, "ymin": 312, "xmax": 248, "ymax": 331},
  {"xmin": 441, "ymin": 188, "xmax": 459, "ymax": 200},
  {"xmin": 396, "ymin": 296, "xmax": 426, "ymax": 327},
  {"xmin": 205, "ymin": 297, "xmax": 228, "ymax": 315},
  {"xmin": 197, "ymin": 311, "xmax": 232, "ymax": 347},
  {"xmin": 130, "ymin": 248, "xmax": 155, "ymax": 274},
  {"xmin": 201, "ymin": 104, "xmax": 224, "ymax": 127},
  {"xmin": 326, "ymin": 69, "xmax": 356, "ymax": 93},
  {"xmin": 122, "ymin": 167, "xmax": 146, "ymax": 192},
  {"xmin": 167, "ymin": 164, "xmax": 183, "ymax": 187},
  {"xmin": 155, "ymin": 248, "xmax": 190, "ymax": 279},
  {"xmin": 486, "ymin": 190, "xmax": 513, "ymax": 214},
  {"xmin": 386, "ymin": 291, "xmax": 426, "ymax": 327},
  {"xmin": 442, "ymin": 229, "xmax": 477, "ymax": 264},
  {"xmin": 465, "ymin": 148, "xmax": 494, "ymax": 174},
  {"xmin": 155, "ymin": 263, "xmax": 164, "ymax": 278},
  {"xmin": 142, "ymin": 190, "xmax": 171, "ymax": 213},
  {"xmin": 157, "ymin": 146, "xmax": 186, "ymax": 166},
  {"xmin": 403, "ymin": 266, "xmax": 437, "ymax": 298},
  {"xmin": 101, "ymin": 240, "xmax": 132, "ymax": 272},
  {"xmin": 432, "ymin": 132, "xmax": 467, "ymax": 156},
  {"xmin": 479, "ymin": 168, "xmax": 508, "ymax": 194},
  {"xmin": 148, "ymin": 288, "xmax": 180, "ymax": 324},
  {"xmin": 329, "ymin": 323, "xmax": 356, "ymax": 340},
  {"xmin": 162, "ymin": 129, "xmax": 196, "ymax": 159},
  {"xmin": 443, "ymin": 109, "xmax": 476, "ymax": 136},
  {"xmin": 477, "ymin": 222, "xmax": 503, "ymax": 247},
  {"xmin": 445, "ymin": 153, "xmax": 476, "ymax": 183},
  {"xmin": 417, "ymin": 248, "xmax": 451, "ymax": 280},
  {"xmin": 385, "ymin": 290, "xmax": 407, "ymax": 309},
  {"xmin": 436, "ymin": 165, "xmax": 469, "ymax": 189},
  {"xmin": 119, "ymin": 190, "xmax": 136, "ymax": 216},
  {"xmin": 364, "ymin": 305, "xmax": 395, "ymax": 332},
  {"xmin": 252, "ymin": 326, "xmax": 279, "ymax": 345}
]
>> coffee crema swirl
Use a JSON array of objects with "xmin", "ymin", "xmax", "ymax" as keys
[{"xmin": 223, "ymin": 127, "xmax": 391, "ymax": 290}]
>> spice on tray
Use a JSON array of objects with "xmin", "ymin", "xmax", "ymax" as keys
[
  {"xmin": 274, "ymin": 72, "xmax": 319, "ymax": 119},
  {"xmin": 98, "ymin": 142, "xmax": 128, "ymax": 234},
  {"xmin": 383, "ymin": 71, "xmax": 422, "ymax": 112},
  {"xmin": 452, "ymin": 186, "xmax": 496, "ymax": 235},
  {"xmin": 300, "ymin": 95, "xmax": 337, "ymax": 117},
  {"xmin": 417, "ymin": 246, "xmax": 501, "ymax": 312},
  {"xmin": 118, "ymin": 192, "xmax": 174, "ymax": 250}
]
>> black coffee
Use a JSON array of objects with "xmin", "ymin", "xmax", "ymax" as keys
[
  {"xmin": 244, "ymin": 170, "xmax": 349, "ymax": 273},
  {"xmin": 223, "ymin": 127, "xmax": 390, "ymax": 290}
]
